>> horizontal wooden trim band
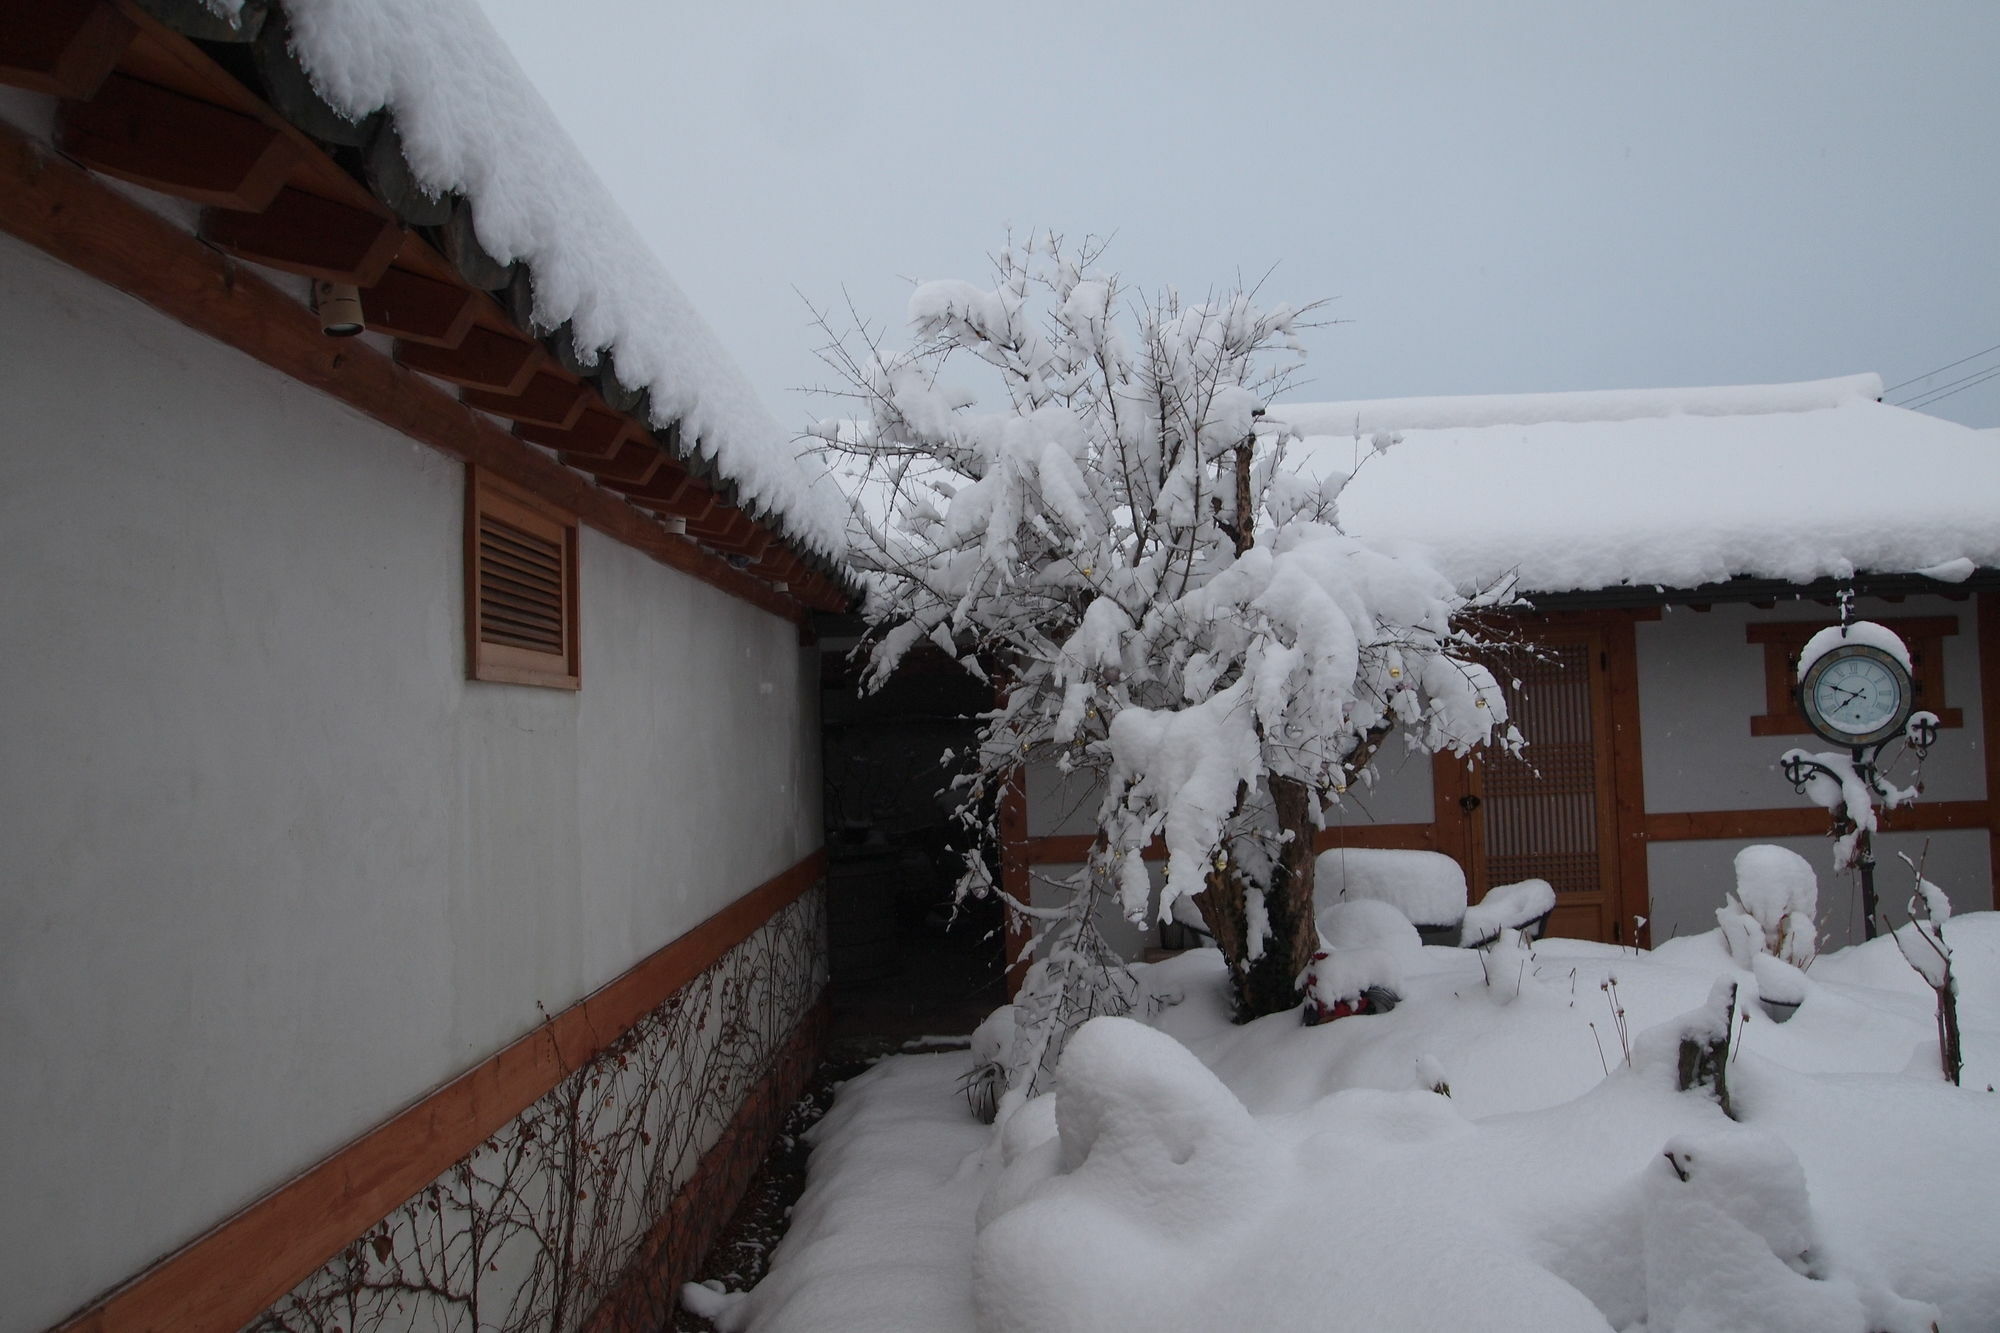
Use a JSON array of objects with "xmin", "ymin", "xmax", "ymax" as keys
[
  {"xmin": 56, "ymin": 846, "xmax": 828, "ymax": 1333},
  {"xmin": 1023, "ymin": 821, "xmax": 1439, "ymax": 866},
  {"xmin": 1643, "ymin": 800, "xmax": 1993, "ymax": 843},
  {"xmin": 1314, "ymin": 822, "xmax": 1438, "ymax": 853},
  {"xmin": 0, "ymin": 121, "xmax": 809, "ymax": 624},
  {"xmin": 1023, "ymin": 833, "xmax": 1134, "ymax": 864},
  {"xmin": 1744, "ymin": 615, "xmax": 1961, "ymax": 644}
]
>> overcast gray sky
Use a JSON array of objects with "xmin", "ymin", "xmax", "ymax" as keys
[{"xmin": 473, "ymin": 1, "xmax": 2000, "ymax": 430}]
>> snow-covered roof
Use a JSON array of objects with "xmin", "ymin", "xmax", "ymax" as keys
[
  {"xmin": 282, "ymin": 0, "xmax": 846, "ymax": 559},
  {"xmin": 1278, "ymin": 374, "xmax": 2000, "ymax": 597}
]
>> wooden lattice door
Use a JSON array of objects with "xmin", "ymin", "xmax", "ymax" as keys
[{"xmin": 1470, "ymin": 630, "xmax": 1627, "ymax": 943}]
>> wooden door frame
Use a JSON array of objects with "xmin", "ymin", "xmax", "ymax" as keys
[{"xmin": 1445, "ymin": 608, "xmax": 1655, "ymax": 945}]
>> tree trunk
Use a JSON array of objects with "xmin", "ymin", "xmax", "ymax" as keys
[{"xmin": 1193, "ymin": 775, "xmax": 1319, "ymax": 1022}]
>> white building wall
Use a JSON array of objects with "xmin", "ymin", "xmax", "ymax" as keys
[
  {"xmin": 0, "ymin": 236, "xmax": 819, "ymax": 1328},
  {"xmin": 1636, "ymin": 597, "xmax": 1985, "ymax": 811},
  {"xmin": 1635, "ymin": 597, "xmax": 1988, "ymax": 946}
]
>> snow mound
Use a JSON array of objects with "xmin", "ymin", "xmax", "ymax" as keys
[
  {"xmin": 1317, "ymin": 897, "xmax": 1424, "ymax": 955},
  {"xmin": 1315, "ymin": 847, "xmax": 1467, "ymax": 928},
  {"xmin": 974, "ymin": 1017, "xmax": 1612, "ymax": 1333}
]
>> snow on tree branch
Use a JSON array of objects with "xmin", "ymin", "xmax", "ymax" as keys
[{"xmin": 810, "ymin": 233, "xmax": 1517, "ymax": 1077}]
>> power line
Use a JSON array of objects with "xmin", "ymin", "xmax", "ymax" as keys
[
  {"xmin": 1883, "ymin": 340, "xmax": 2000, "ymax": 395},
  {"xmin": 1891, "ymin": 358, "xmax": 2000, "ymax": 407},
  {"xmin": 1901, "ymin": 363, "xmax": 2000, "ymax": 413}
]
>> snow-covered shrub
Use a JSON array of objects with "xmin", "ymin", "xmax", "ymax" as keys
[
  {"xmin": 1717, "ymin": 844, "xmax": 1819, "ymax": 968},
  {"xmin": 813, "ymin": 234, "xmax": 1512, "ymax": 1083},
  {"xmin": 1892, "ymin": 858, "xmax": 1960, "ymax": 1085}
]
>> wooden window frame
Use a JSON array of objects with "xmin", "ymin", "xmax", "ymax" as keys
[
  {"xmin": 1746, "ymin": 615, "xmax": 1960, "ymax": 737},
  {"xmin": 467, "ymin": 466, "xmax": 580, "ymax": 690}
]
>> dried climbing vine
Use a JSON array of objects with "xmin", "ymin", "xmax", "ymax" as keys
[{"xmin": 250, "ymin": 887, "xmax": 826, "ymax": 1333}]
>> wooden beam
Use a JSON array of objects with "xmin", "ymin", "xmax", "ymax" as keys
[
  {"xmin": 1312, "ymin": 823, "xmax": 1437, "ymax": 853},
  {"xmin": 57, "ymin": 72, "xmax": 297, "ymax": 210},
  {"xmin": 201, "ymin": 186, "xmax": 403, "ymax": 285},
  {"xmin": 1602, "ymin": 612, "xmax": 1653, "ymax": 947},
  {"xmin": 0, "ymin": 0, "xmax": 133, "ymax": 99},
  {"xmin": 1981, "ymin": 592, "xmax": 2000, "ymax": 908},
  {"xmin": 461, "ymin": 370, "xmax": 589, "ymax": 430},
  {"xmin": 53, "ymin": 848, "xmax": 827, "ymax": 1333},
  {"xmin": 394, "ymin": 325, "xmax": 539, "ymax": 394},
  {"xmin": 0, "ymin": 122, "xmax": 812, "ymax": 620},
  {"xmin": 1000, "ymin": 772, "xmax": 1032, "ymax": 997},
  {"xmin": 360, "ymin": 267, "xmax": 478, "ymax": 347},
  {"xmin": 1642, "ymin": 800, "xmax": 1993, "ymax": 843}
]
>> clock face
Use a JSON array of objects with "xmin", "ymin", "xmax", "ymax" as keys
[{"xmin": 1799, "ymin": 645, "xmax": 1910, "ymax": 746}]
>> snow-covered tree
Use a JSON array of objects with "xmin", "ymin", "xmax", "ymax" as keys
[{"xmin": 811, "ymin": 235, "xmax": 1513, "ymax": 1077}]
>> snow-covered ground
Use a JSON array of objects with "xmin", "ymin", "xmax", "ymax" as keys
[{"xmin": 694, "ymin": 912, "xmax": 2000, "ymax": 1332}]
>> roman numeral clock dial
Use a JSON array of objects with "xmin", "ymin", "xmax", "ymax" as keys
[{"xmin": 1797, "ymin": 641, "xmax": 1913, "ymax": 748}]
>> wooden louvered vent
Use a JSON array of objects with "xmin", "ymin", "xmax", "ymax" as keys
[{"xmin": 467, "ymin": 469, "xmax": 579, "ymax": 689}]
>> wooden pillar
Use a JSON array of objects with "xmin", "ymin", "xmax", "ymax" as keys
[
  {"xmin": 999, "ymin": 773, "xmax": 1031, "ymax": 997},
  {"xmin": 1979, "ymin": 591, "xmax": 2000, "ymax": 909},
  {"xmin": 1602, "ymin": 611, "xmax": 1653, "ymax": 947}
]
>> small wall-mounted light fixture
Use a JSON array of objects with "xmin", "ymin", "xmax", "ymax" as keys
[
  {"xmin": 660, "ymin": 517, "xmax": 687, "ymax": 535},
  {"xmin": 314, "ymin": 280, "xmax": 365, "ymax": 337}
]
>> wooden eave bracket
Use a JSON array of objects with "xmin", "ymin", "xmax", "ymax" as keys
[
  {"xmin": 461, "ymin": 371, "xmax": 590, "ymax": 431},
  {"xmin": 57, "ymin": 71, "xmax": 297, "ymax": 209},
  {"xmin": 513, "ymin": 408, "xmax": 640, "ymax": 463},
  {"xmin": 201, "ymin": 186, "xmax": 403, "ymax": 285},
  {"xmin": 0, "ymin": 0, "xmax": 134, "ymax": 99},
  {"xmin": 565, "ymin": 438, "xmax": 664, "ymax": 487},
  {"xmin": 362, "ymin": 267, "xmax": 478, "ymax": 347},
  {"xmin": 396, "ymin": 326, "xmax": 540, "ymax": 394}
]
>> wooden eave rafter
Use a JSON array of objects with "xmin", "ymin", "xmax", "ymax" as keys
[
  {"xmin": 0, "ymin": 0, "xmax": 849, "ymax": 615},
  {"xmin": 1521, "ymin": 570, "xmax": 1998, "ymax": 615}
]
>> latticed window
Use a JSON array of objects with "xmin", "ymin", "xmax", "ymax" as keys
[{"xmin": 466, "ymin": 467, "xmax": 579, "ymax": 689}]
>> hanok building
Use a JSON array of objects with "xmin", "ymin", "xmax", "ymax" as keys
[
  {"xmin": 1, "ymin": 2, "xmax": 847, "ymax": 1328},
  {"xmin": 1014, "ymin": 377, "xmax": 2000, "ymax": 953}
]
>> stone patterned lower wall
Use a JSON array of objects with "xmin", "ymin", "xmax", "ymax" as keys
[{"xmin": 247, "ymin": 884, "xmax": 828, "ymax": 1333}]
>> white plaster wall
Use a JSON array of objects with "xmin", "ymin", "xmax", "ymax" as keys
[
  {"xmin": 1028, "ymin": 862, "xmax": 1160, "ymax": 960},
  {"xmin": 1636, "ymin": 597, "xmax": 1990, "ymax": 950},
  {"xmin": 0, "ymin": 236, "xmax": 818, "ymax": 1328},
  {"xmin": 1330, "ymin": 738, "xmax": 1438, "ymax": 828},
  {"xmin": 1646, "ymin": 829, "xmax": 1989, "ymax": 951},
  {"xmin": 1636, "ymin": 597, "xmax": 1986, "ymax": 812}
]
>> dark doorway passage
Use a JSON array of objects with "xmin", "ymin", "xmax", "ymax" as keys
[{"xmin": 818, "ymin": 629, "xmax": 1006, "ymax": 1044}]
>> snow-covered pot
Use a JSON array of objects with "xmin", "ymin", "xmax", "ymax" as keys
[{"xmin": 1758, "ymin": 996, "xmax": 1802, "ymax": 1024}]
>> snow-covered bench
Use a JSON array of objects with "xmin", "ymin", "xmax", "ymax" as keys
[
  {"xmin": 1458, "ymin": 878, "xmax": 1558, "ymax": 948},
  {"xmin": 1314, "ymin": 848, "xmax": 1467, "ymax": 945}
]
